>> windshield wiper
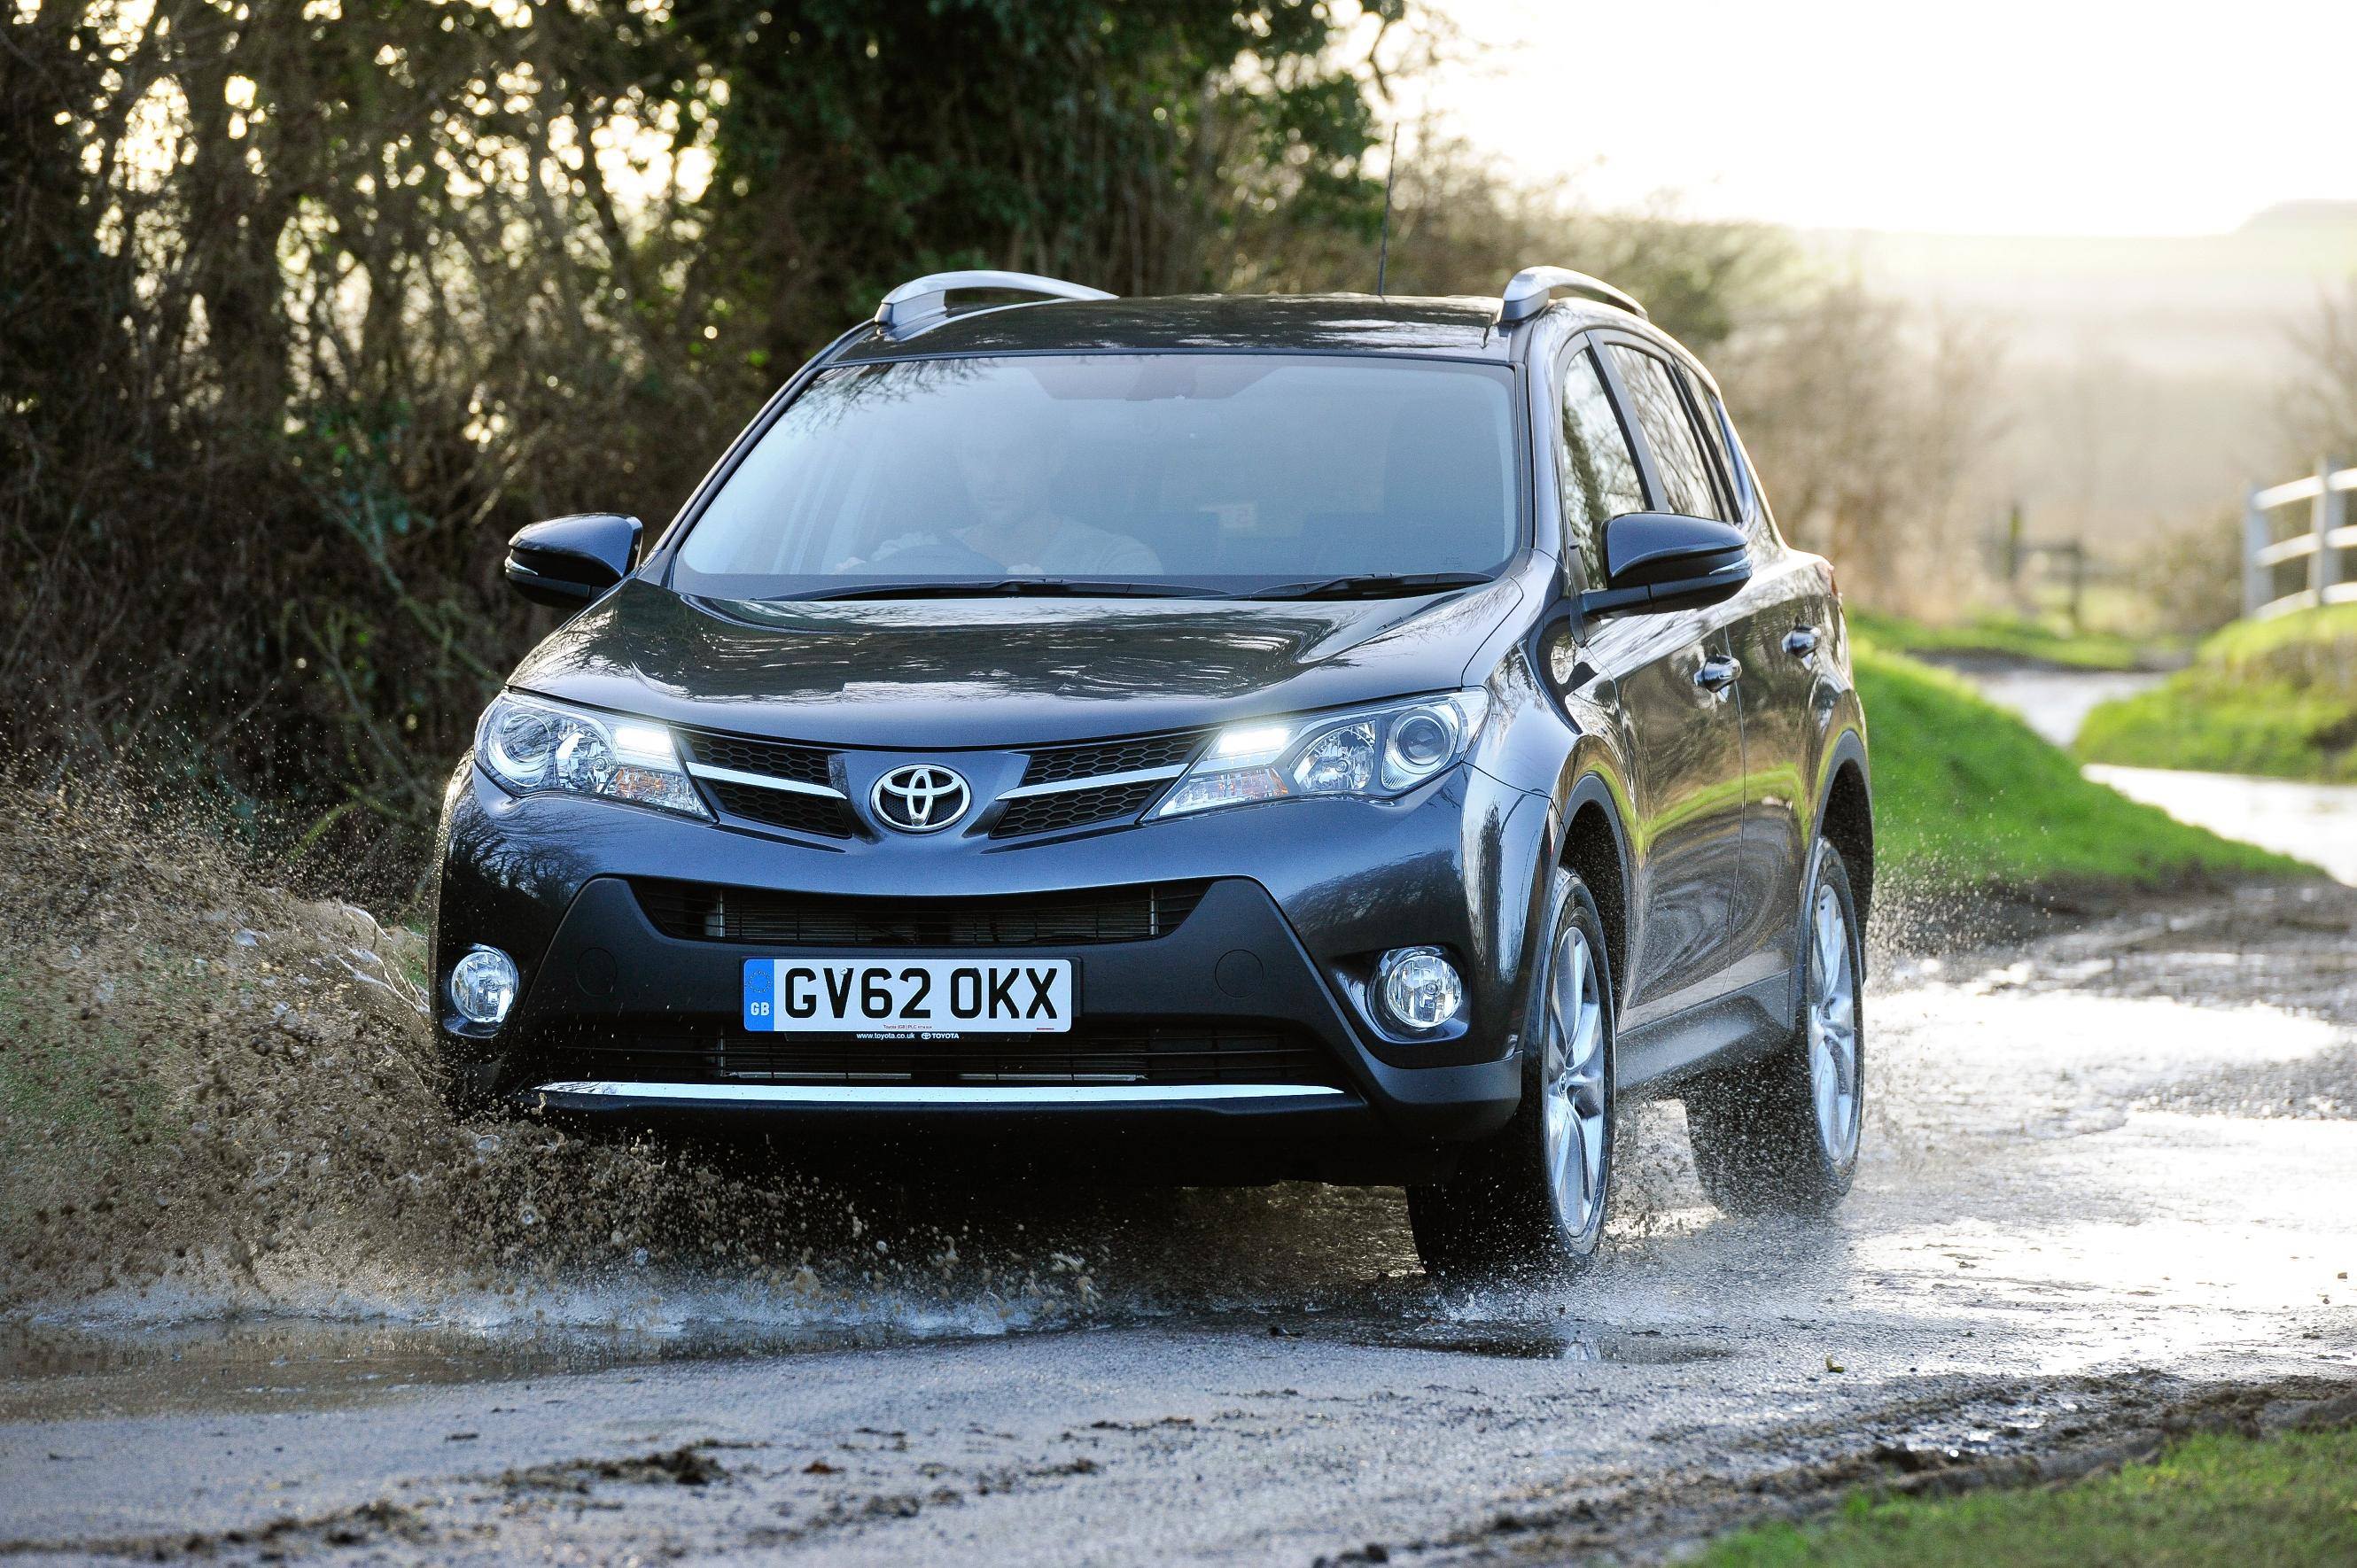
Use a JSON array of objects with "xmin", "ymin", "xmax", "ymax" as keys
[
  {"xmin": 1247, "ymin": 571, "xmax": 1496, "ymax": 601},
  {"xmin": 797, "ymin": 578, "xmax": 1227, "ymax": 602}
]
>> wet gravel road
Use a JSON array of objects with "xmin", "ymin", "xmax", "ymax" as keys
[{"xmin": 4, "ymin": 881, "xmax": 2355, "ymax": 1564}]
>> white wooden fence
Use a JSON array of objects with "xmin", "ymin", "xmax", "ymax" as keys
[{"xmin": 2245, "ymin": 459, "xmax": 2357, "ymax": 617}]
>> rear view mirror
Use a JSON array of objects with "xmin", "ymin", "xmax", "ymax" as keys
[
  {"xmin": 1580, "ymin": 512, "xmax": 1750, "ymax": 617},
  {"xmin": 504, "ymin": 514, "xmax": 642, "ymax": 609}
]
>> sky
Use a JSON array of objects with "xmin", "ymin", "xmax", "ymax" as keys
[{"xmin": 1403, "ymin": 0, "xmax": 2357, "ymax": 237}]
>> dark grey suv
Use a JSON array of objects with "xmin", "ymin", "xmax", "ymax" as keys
[{"xmin": 432, "ymin": 267, "xmax": 1871, "ymax": 1276}]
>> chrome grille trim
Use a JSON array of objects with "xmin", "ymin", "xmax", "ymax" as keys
[
  {"xmin": 995, "ymin": 763, "xmax": 1186, "ymax": 800},
  {"xmin": 684, "ymin": 760, "xmax": 848, "ymax": 799}
]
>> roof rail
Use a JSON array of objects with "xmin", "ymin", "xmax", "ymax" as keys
[
  {"xmin": 874, "ymin": 270, "xmax": 1116, "ymax": 336},
  {"xmin": 1497, "ymin": 266, "xmax": 1647, "ymax": 324}
]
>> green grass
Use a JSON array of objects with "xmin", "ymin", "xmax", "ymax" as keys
[
  {"xmin": 1848, "ymin": 609, "xmax": 2158, "ymax": 672},
  {"xmin": 1696, "ymin": 1425, "xmax": 2357, "ymax": 1568},
  {"xmin": 2077, "ymin": 602, "xmax": 2357, "ymax": 781},
  {"xmin": 1855, "ymin": 644, "xmax": 2306, "ymax": 889}
]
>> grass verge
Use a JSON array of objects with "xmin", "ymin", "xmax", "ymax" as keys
[
  {"xmin": 1848, "ymin": 609, "xmax": 2158, "ymax": 672},
  {"xmin": 1695, "ymin": 1424, "xmax": 2357, "ymax": 1567},
  {"xmin": 1855, "ymin": 644, "xmax": 2306, "ymax": 890},
  {"xmin": 2076, "ymin": 602, "xmax": 2357, "ymax": 781}
]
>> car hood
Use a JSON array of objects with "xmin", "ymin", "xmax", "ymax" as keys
[{"xmin": 507, "ymin": 576, "xmax": 1527, "ymax": 748}]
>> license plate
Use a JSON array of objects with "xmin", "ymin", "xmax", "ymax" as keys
[{"xmin": 742, "ymin": 959, "xmax": 1073, "ymax": 1035}]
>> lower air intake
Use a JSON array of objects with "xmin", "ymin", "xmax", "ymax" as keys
[{"xmin": 632, "ymin": 879, "xmax": 1211, "ymax": 946}]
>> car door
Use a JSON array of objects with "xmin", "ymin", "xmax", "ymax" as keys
[
  {"xmin": 1681, "ymin": 369, "xmax": 1821, "ymax": 997},
  {"xmin": 1557, "ymin": 339, "xmax": 1749, "ymax": 1035}
]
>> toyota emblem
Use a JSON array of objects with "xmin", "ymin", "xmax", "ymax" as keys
[{"xmin": 870, "ymin": 764, "xmax": 971, "ymax": 834}]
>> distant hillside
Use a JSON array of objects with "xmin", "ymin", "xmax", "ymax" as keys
[
  {"xmin": 2242, "ymin": 200, "xmax": 2357, "ymax": 232},
  {"xmin": 1804, "ymin": 213, "xmax": 2357, "ymax": 376},
  {"xmin": 1793, "ymin": 209, "xmax": 2357, "ymax": 549}
]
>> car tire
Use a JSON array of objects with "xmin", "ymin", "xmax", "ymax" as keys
[
  {"xmin": 1684, "ymin": 838, "xmax": 1864, "ymax": 1217},
  {"xmin": 1407, "ymin": 866, "xmax": 1615, "ymax": 1279}
]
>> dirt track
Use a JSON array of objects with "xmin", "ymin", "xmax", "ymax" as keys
[{"xmin": 3, "ymin": 880, "xmax": 2353, "ymax": 1564}]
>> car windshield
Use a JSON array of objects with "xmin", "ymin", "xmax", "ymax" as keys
[{"xmin": 671, "ymin": 353, "xmax": 1521, "ymax": 599}]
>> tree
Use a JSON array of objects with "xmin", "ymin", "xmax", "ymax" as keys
[
  {"xmin": 2279, "ymin": 277, "xmax": 2357, "ymax": 468},
  {"xmin": 1260, "ymin": 123, "xmax": 1791, "ymax": 353},
  {"xmin": 0, "ymin": 0, "xmax": 1392, "ymax": 896},
  {"xmin": 1715, "ymin": 280, "xmax": 2007, "ymax": 610},
  {"xmin": 666, "ymin": 2, "xmax": 1392, "ymax": 379}
]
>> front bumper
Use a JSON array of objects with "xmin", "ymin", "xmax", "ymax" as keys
[{"xmin": 431, "ymin": 756, "xmax": 1550, "ymax": 1177}]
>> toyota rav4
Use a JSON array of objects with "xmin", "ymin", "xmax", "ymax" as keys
[{"xmin": 432, "ymin": 267, "xmax": 1873, "ymax": 1276}]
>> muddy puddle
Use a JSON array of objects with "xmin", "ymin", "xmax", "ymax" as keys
[
  {"xmin": 1322, "ymin": 1318, "xmax": 1736, "ymax": 1362},
  {"xmin": 1, "ymin": 1299, "xmax": 1745, "ymax": 1425},
  {"xmin": 0, "ymin": 1317, "xmax": 776, "ymax": 1424}
]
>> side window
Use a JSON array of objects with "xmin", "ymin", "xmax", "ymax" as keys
[
  {"xmin": 1555, "ymin": 347, "xmax": 1646, "ymax": 584},
  {"xmin": 1606, "ymin": 345, "xmax": 1727, "ymax": 522},
  {"xmin": 1713, "ymin": 395, "xmax": 1781, "ymax": 545},
  {"xmin": 1677, "ymin": 368, "xmax": 1746, "ymax": 517}
]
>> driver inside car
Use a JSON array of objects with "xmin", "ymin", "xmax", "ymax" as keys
[{"xmin": 832, "ymin": 407, "xmax": 1163, "ymax": 576}]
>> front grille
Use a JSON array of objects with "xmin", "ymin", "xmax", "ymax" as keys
[
  {"xmin": 678, "ymin": 727, "xmax": 857, "ymax": 838},
  {"xmin": 704, "ymin": 780, "xmax": 862, "ymax": 839},
  {"xmin": 1020, "ymin": 731, "xmax": 1203, "ymax": 788},
  {"xmin": 528, "ymin": 1022, "xmax": 1342, "ymax": 1089},
  {"xmin": 633, "ymin": 879, "xmax": 1210, "ymax": 945},
  {"xmin": 680, "ymin": 729, "xmax": 834, "ymax": 788},
  {"xmin": 991, "ymin": 780, "xmax": 1167, "ymax": 838}
]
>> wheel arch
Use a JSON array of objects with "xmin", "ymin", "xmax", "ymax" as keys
[
  {"xmin": 1815, "ymin": 729, "xmax": 1873, "ymax": 929},
  {"xmin": 1554, "ymin": 772, "xmax": 1632, "ymax": 1007}
]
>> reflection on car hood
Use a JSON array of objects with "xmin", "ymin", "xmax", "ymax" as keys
[{"xmin": 506, "ymin": 577, "xmax": 1526, "ymax": 747}]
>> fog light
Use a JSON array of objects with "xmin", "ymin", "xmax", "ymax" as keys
[
  {"xmin": 1376, "ymin": 946, "xmax": 1464, "ymax": 1033},
  {"xmin": 449, "ymin": 945, "xmax": 519, "ymax": 1027}
]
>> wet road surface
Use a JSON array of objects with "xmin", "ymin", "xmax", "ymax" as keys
[
  {"xmin": 1947, "ymin": 656, "xmax": 2357, "ymax": 884},
  {"xmin": 1952, "ymin": 663, "xmax": 2165, "ymax": 749},
  {"xmin": 2086, "ymin": 764, "xmax": 2357, "ymax": 886},
  {"xmin": 4, "ymin": 885, "xmax": 2354, "ymax": 1564}
]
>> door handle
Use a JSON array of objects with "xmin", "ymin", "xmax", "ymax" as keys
[
  {"xmin": 1694, "ymin": 655, "xmax": 1742, "ymax": 694},
  {"xmin": 1783, "ymin": 625, "xmax": 1819, "ymax": 656}
]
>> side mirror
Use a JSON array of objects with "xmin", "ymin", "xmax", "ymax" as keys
[
  {"xmin": 504, "ymin": 514, "xmax": 642, "ymax": 609},
  {"xmin": 1580, "ymin": 512, "xmax": 1750, "ymax": 617}
]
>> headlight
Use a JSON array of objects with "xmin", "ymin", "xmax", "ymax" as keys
[
  {"xmin": 1155, "ymin": 691, "xmax": 1489, "ymax": 819},
  {"xmin": 475, "ymin": 693, "xmax": 708, "ymax": 819}
]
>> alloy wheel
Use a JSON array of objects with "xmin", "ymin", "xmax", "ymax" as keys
[
  {"xmin": 1540, "ymin": 923, "xmax": 1608, "ymax": 1241},
  {"xmin": 1805, "ymin": 861, "xmax": 1862, "ymax": 1163}
]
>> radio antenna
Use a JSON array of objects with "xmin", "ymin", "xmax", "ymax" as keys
[{"xmin": 1375, "ymin": 123, "xmax": 1399, "ymax": 297}]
